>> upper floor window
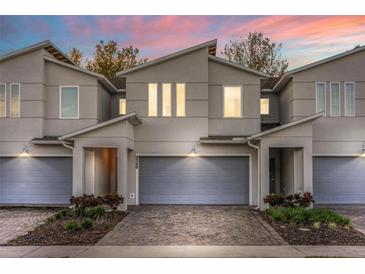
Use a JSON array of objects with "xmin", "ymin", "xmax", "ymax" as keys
[
  {"xmin": 330, "ymin": 82, "xmax": 340, "ymax": 116},
  {"xmin": 119, "ymin": 98, "xmax": 126, "ymax": 115},
  {"xmin": 10, "ymin": 83, "xmax": 20, "ymax": 117},
  {"xmin": 224, "ymin": 86, "xmax": 242, "ymax": 118},
  {"xmin": 344, "ymin": 82, "xmax": 355, "ymax": 116},
  {"xmin": 148, "ymin": 83, "xmax": 158, "ymax": 117},
  {"xmin": 176, "ymin": 83, "xmax": 186, "ymax": 117},
  {"xmin": 315, "ymin": 82, "xmax": 326, "ymax": 114},
  {"xmin": 0, "ymin": 84, "xmax": 5, "ymax": 117},
  {"xmin": 260, "ymin": 98, "xmax": 269, "ymax": 115},
  {"xmin": 60, "ymin": 86, "xmax": 79, "ymax": 119},
  {"xmin": 162, "ymin": 83, "xmax": 171, "ymax": 117}
]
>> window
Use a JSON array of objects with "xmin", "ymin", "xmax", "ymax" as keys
[
  {"xmin": 224, "ymin": 86, "xmax": 242, "ymax": 118},
  {"xmin": 162, "ymin": 83, "xmax": 171, "ymax": 117},
  {"xmin": 148, "ymin": 83, "xmax": 158, "ymax": 117},
  {"xmin": 119, "ymin": 98, "xmax": 126, "ymax": 115},
  {"xmin": 316, "ymin": 82, "xmax": 326, "ymax": 114},
  {"xmin": 260, "ymin": 98, "xmax": 269, "ymax": 115},
  {"xmin": 60, "ymin": 86, "xmax": 79, "ymax": 119},
  {"xmin": 330, "ymin": 82, "xmax": 340, "ymax": 116},
  {"xmin": 0, "ymin": 84, "xmax": 5, "ymax": 117},
  {"xmin": 344, "ymin": 82, "xmax": 355, "ymax": 116},
  {"xmin": 10, "ymin": 83, "xmax": 20, "ymax": 117},
  {"xmin": 176, "ymin": 83, "xmax": 186, "ymax": 117}
]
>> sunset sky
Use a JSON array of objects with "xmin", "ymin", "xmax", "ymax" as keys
[{"xmin": 1, "ymin": 15, "xmax": 365, "ymax": 69}]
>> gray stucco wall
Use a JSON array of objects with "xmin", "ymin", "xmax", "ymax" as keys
[
  {"xmin": 111, "ymin": 92, "xmax": 126, "ymax": 118},
  {"xmin": 287, "ymin": 50, "xmax": 365, "ymax": 155},
  {"xmin": 261, "ymin": 91, "xmax": 280, "ymax": 124}
]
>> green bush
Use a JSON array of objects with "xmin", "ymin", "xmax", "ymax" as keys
[
  {"xmin": 265, "ymin": 207, "xmax": 351, "ymax": 227},
  {"xmin": 64, "ymin": 220, "xmax": 81, "ymax": 232},
  {"xmin": 74, "ymin": 206, "xmax": 86, "ymax": 217},
  {"xmin": 85, "ymin": 206, "xmax": 105, "ymax": 219},
  {"xmin": 80, "ymin": 218, "xmax": 94, "ymax": 230},
  {"xmin": 55, "ymin": 208, "xmax": 70, "ymax": 220}
]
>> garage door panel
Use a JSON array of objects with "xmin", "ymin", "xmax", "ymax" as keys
[
  {"xmin": 313, "ymin": 157, "xmax": 365, "ymax": 204},
  {"xmin": 139, "ymin": 156, "xmax": 249, "ymax": 204},
  {"xmin": 0, "ymin": 157, "xmax": 72, "ymax": 205}
]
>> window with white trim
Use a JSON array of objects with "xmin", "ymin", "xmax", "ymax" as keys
[
  {"xmin": 119, "ymin": 98, "xmax": 126, "ymax": 115},
  {"xmin": 344, "ymin": 82, "xmax": 355, "ymax": 116},
  {"xmin": 260, "ymin": 98, "xmax": 269, "ymax": 115},
  {"xmin": 224, "ymin": 86, "xmax": 242, "ymax": 118},
  {"xmin": 10, "ymin": 83, "xmax": 20, "ymax": 117},
  {"xmin": 162, "ymin": 83, "xmax": 171, "ymax": 117},
  {"xmin": 315, "ymin": 82, "xmax": 326, "ymax": 114},
  {"xmin": 176, "ymin": 83, "xmax": 186, "ymax": 117},
  {"xmin": 0, "ymin": 84, "xmax": 5, "ymax": 117},
  {"xmin": 60, "ymin": 86, "xmax": 79, "ymax": 118},
  {"xmin": 148, "ymin": 83, "xmax": 158, "ymax": 117},
  {"xmin": 330, "ymin": 82, "xmax": 340, "ymax": 116}
]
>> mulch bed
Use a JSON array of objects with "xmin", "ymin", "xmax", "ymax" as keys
[
  {"xmin": 262, "ymin": 214, "xmax": 365, "ymax": 245},
  {"xmin": 3, "ymin": 211, "xmax": 128, "ymax": 246}
]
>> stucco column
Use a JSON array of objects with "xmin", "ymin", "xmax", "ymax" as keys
[
  {"xmin": 118, "ymin": 144, "xmax": 128, "ymax": 211},
  {"xmin": 303, "ymin": 143, "xmax": 313, "ymax": 194},
  {"xmin": 72, "ymin": 144, "xmax": 84, "ymax": 196},
  {"xmin": 260, "ymin": 144, "xmax": 270, "ymax": 209}
]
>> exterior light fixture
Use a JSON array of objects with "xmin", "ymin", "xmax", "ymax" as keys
[
  {"xmin": 188, "ymin": 147, "xmax": 197, "ymax": 157},
  {"xmin": 360, "ymin": 143, "xmax": 365, "ymax": 157},
  {"xmin": 19, "ymin": 144, "xmax": 30, "ymax": 157}
]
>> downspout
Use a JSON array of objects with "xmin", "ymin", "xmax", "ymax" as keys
[
  {"xmin": 61, "ymin": 140, "xmax": 74, "ymax": 150},
  {"xmin": 247, "ymin": 139, "xmax": 261, "ymax": 210}
]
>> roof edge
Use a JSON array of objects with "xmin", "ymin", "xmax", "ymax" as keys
[
  {"xmin": 249, "ymin": 112, "xmax": 323, "ymax": 140},
  {"xmin": 208, "ymin": 55, "xmax": 270, "ymax": 78},
  {"xmin": 59, "ymin": 112, "xmax": 142, "ymax": 140},
  {"xmin": 117, "ymin": 39, "xmax": 217, "ymax": 76}
]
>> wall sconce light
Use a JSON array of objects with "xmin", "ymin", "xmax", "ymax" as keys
[
  {"xmin": 19, "ymin": 144, "xmax": 30, "ymax": 157},
  {"xmin": 188, "ymin": 147, "xmax": 197, "ymax": 157},
  {"xmin": 360, "ymin": 143, "xmax": 365, "ymax": 157}
]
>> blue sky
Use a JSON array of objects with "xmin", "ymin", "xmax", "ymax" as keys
[{"xmin": 1, "ymin": 15, "xmax": 365, "ymax": 69}]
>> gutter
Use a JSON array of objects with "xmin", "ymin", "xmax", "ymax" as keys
[
  {"xmin": 247, "ymin": 140, "xmax": 261, "ymax": 210},
  {"xmin": 62, "ymin": 141, "xmax": 74, "ymax": 150}
]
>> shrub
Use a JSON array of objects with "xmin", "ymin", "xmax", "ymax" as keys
[
  {"xmin": 70, "ymin": 194, "xmax": 103, "ymax": 208},
  {"xmin": 264, "ymin": 207, "xmax": 351, "ymax": 227},
  {"xmin": 85, "ymin": 206, "xmax": 105, "ymax": 219},
  {"xmin": 102, "ymin": 193, "xmax": 123, "ymax": 210},
  {"xmin": 74, "ymin": 206, "xmax": 86, "ymax": 217},
  {"xmin": 64, "ymin": 220, "xmax": 81, "ymax": 232},
  {"xmin": 80, "ymin": 218, "xmax": 94, "ymax": 230},
  {"xmin": 55, "ymin": 208, "xmax": 70, "ymax": 220},
  {"xmin": 263, "ymin": 192, "xmax": 314, "ymax": 208}
]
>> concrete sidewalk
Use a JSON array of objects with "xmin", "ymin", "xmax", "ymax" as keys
[{"xmin": 1, "ymin": 245, "xmax": 365, "ymax": 258}]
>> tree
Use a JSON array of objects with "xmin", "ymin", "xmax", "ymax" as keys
[
  {"xmin": 222, "ymin": 32, "xmax": 288, "ymax": 76},
  {"xmin": 85, "ymin": 40, "xmax": 148, "ymax": 80},
  {"xmin": 69, "ymin": 47, "xmax": 84, "ymax": 66}
]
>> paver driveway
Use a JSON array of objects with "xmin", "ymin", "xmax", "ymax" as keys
[
  {"xmin": 97, "ymin": 205, "xmax": 286, "ymax": 246},
  {"xmin": 0, "ymin": 208, "xmax": 54, "ymax": 244}
]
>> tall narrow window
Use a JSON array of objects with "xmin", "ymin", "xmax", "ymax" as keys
[
  {"xmin": 162, "ymin": 83, "xmax": 171, "ymax": 117},
  {"xmin": 119, "ymin": 98, "xmax": 126, "ymax": 115},
  {"xmin": 330, "ymin": 82, "xmax": 340, "ymax": 116},
  {"xmin": 148, "ymin": 83, "xmax": 158, "ymax": 117},
  {"xmin": 344, "ymin": 82, "xmax": 355, "ymax": 116},
  {"xmin": 10, "ymin": 83, "xmax": 20, "ymax": 117},
  {"xmin": 60, "ymin": 86, "xmax": 79, "ymax": 118},
  {"xmin": 224, "ymin": 86, "xmax": 242, "ymax": 118},
  {"xmin": 260, "ymin": 98, "xmax": 269, "ymax": 115},
  {"xmin": 0, "ymin": 84, "xmax": 5, "ymax": 117},
  {"xmin": 316, "ymin": 82, "xmax": 326, "ymax": 114},
  {"xmin": 176, "ymin": 83, "xmax": 186, "ymax": 117}
]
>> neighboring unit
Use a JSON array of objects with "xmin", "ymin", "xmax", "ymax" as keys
[{"xmin": 0, "ymin": 39, "xmax": 364, "ymax": 209}]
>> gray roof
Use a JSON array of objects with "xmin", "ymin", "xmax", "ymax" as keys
[
  {"xmin": 117, "ymin": 39, "xmax": 217, "ymax": 76},
  {"xmin": 0, "ymin": 40, "xmax": 74, "ymax": 64}
]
